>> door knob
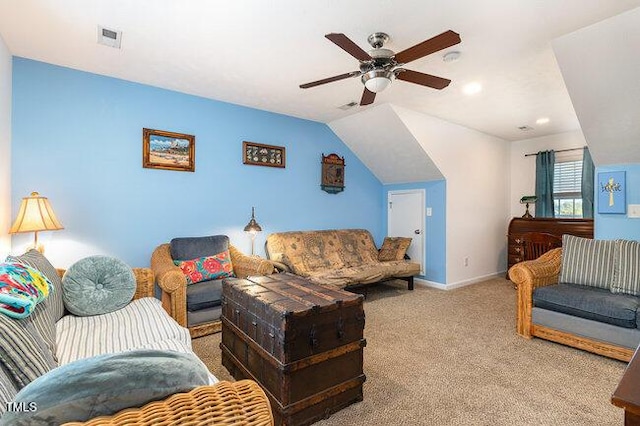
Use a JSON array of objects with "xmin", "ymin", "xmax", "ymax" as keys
[{"xmin": 414, "ymin": 229, "xmax": 421, "ymax": 234}]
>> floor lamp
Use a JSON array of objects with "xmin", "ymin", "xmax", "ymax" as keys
[{"xmin": 243, "ymin": 207, "xmax": 262, "ymax": 255}]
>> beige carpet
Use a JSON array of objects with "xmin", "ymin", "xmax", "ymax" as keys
[{"xmin": 192, "ymin": 278, "xmax": 626, "ymax": 425}]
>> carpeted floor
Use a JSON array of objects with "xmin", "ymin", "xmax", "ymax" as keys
[{"xmin": 192, "ymin": 278, "xmax": 626, "ymax": 425}]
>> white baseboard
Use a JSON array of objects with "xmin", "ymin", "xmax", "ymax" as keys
[
  {"xmin": 414, "ymin": 278, "xmax": 447, "ymax": 290},
  {"xmin": 415, "ymin": 271, "xmax": 508, "ymax": 291}
]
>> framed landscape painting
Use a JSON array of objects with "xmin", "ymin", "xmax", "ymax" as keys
[
  {"xmin": 598, "ymin": 171, "xmax": 626, "ymax": 214},
  {"xmin": 143, "ymin": 128, "xmax": 195, "ymax": 172}
]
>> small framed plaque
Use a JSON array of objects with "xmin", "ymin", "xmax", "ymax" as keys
[
  {"xmin": 243, "ymin": 141, "xmax": 286, "ymax": 168},
  {"xmin": 321, "ymin": 153, "xmax": 345, "ymax": 194}
]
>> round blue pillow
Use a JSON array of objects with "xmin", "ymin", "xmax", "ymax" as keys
[{"xmin": 62, "ymin": 255, "xmax": 136, "ymax": 316}]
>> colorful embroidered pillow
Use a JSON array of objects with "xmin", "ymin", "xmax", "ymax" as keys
[
  {"xmin": 0, "ymin": 262, "xmax": 52, "ymax": 319},
  {"xmin": 174, "ymin": 250, "xmax": 235, "ymax": 284},
  {"xmin": 378, "ymin": 237, "xmax": 412, "ymax": 261}
]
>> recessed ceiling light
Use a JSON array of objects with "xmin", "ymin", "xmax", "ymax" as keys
[
  {"xmin": 462, "ymin": 82, "xmax": 482, "ymax": 95},
  {"xmin": 536, "ymin": 117, "xmax": 550, "ymax": 125},
  {"xmin": 442, "ymin": 51, "xmax": 461, "ymax": 62}
]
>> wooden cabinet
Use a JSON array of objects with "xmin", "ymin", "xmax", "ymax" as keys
[{"xmin": 507, "ymin": 217, "xmax": 594, "ymax": 278}]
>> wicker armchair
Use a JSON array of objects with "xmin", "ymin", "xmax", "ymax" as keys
[
  {"xmin": 151, "ymin": 239, "xmax": 274, "ymax": 338},
  {"xmin": 64, "ymin": 380, "xmax": 274, "ymax": 426},
  {"xmin": 509, "ymin": 247, "xmax": 634, "ymax": 361}
]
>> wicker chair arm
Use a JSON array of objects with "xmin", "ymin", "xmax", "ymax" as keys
[
  {"xmin": 150, "ymin": 244, "xmax": 186, "ymax": 291},
  {"xmin": 150, "ymin": 243, "xmax": 188, "ymax": 327},
  {"xmin": 229, "ymin": 245, "xmax": 275, "ymax": 278},
  {"xmin": 509, "ymin": 247, "xmax": 562, "ymax": 289},
  {"xmin": 511, "ymin": 247, "xmax": 562, "ymax": 338},
  {"xmin": 63, "ymin": 380, "xmax": 274, "ymax": 426}
]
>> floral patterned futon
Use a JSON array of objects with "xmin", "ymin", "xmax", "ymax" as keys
[{"xmin": 265, "ymin": 229, "xmax": 420, "ymax": 289}]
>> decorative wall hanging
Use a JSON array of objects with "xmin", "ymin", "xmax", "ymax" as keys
[
  {"xmin": 321, "ymin": 153, "xmax": 345, "ymax": 194},
  {"xmin": 242, "ymin": 141, "xmax": 286, "ymax": 168},
  {"xmin": 143, "ymin": 128, "xmax": 195, "ymax": 172},
  {"xmin": 598, "ymin": 171, "xmax": 626, "ymax": 214}
]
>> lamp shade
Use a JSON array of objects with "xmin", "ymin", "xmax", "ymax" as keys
[{"xmin": 9, "ymin": 192, "xmax": 63, "ymax": 234}]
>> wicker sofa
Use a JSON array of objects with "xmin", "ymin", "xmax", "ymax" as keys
[
  {"xmin": 0, "ymin": 250, "xmax": 273, "ymax": 425},
  {"xmin": 509, "ymin": 236, "xmax": 640, "ymax": 362},
  {"xmin": 265, "ymin": 229, "xmax": 420, "ymax": 290}
]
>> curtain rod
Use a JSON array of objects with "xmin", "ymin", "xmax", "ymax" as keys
[{"xmin": 524, "ymin": 147, "xmax": 585, "ymax": 157}]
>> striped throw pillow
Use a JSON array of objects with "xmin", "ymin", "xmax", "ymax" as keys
[
  {"xmin": 611, "ymin": 239, "xmax": 640, "ymax": 296},
  {"xmin": 0, "ymin": 314, "xmax": 57, "ymax": 389},
  {"xmin": 559, "ymin": 235, "xmax": 616, "ymax": 289}
]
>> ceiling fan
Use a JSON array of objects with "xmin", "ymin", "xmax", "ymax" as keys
[{"xmin": 299, "ymin": 30, "xmax": 461, "ymax": 106}]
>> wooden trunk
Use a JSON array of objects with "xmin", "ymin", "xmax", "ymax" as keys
[{"xmin": 220, "ymin": 273, "xmax": 366, "ymax": 426}]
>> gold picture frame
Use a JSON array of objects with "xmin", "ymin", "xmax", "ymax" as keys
[
  {"xmin": 143, "ymin": 128, "xmax": 195, "ymax": 172},
  {"xmin": 242, "ymin": 141, "xmax": 286, "ymax": 168}
]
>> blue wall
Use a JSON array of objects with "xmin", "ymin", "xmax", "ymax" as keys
[
  {"xmin": 595, "ymin": 164, "xmax": 640, "ymax": 240},
  {"xmin": 382, "ymin": 180, "xmax": 446, "ymax": 283},
  {"xmin": 11, "ymin": 58, "xmax": 383, "ymax": 266}
]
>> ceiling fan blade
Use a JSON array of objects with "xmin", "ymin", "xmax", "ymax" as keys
[
  {"xmin": 300, "ymin": 71, "xmax": 360, "ymax": 89},
  {"xmin": 325, "ymin": 33, "xmax": 372, "ymax": 62},
  {"xmin": 360, "ymin": 88, "xmax": 376, "ymax": 106},
  {"xmin": 396, "ymin": 69, "xmax": 451, "ymax": 90},
  {"xmin": 394, "ymin": 30, "xmax": 461, "ymax": 64}
]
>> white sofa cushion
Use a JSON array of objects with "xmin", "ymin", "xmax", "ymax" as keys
[{"xmin": 55, "ymin": 297, "xmax": 191, "ymax": 365}]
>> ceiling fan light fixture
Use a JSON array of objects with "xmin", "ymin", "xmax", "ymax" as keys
[{"xmin": 362, "ymin": 70, "xmax": 392, "ymax": 93}]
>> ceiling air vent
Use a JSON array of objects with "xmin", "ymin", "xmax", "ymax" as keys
[
  {"xmin": 97, "ymin": 26, "xmax": 122, "ymax": 49},
  {"xmin": 518, "ymin": 125, "xmax": 534, "ymax": 132},
  {"xmin": 338, "ymin": 101, "xmax": 358, "ymax": 111}
]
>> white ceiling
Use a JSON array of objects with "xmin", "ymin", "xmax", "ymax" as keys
[
  {"xmin": 553, "ymin": 7, "xmax": 640, "ymax": 165},
  {"xmin": 0, "ymin": 1, "xmax": 639, "ymax": 142}
]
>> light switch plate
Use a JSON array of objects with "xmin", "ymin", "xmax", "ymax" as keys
[
  {"xmin": 426, "ymin": 207, "xmax": 432, "ymax": 217},
  {"xmin": 628, "ymin": 204, "xmax": 640, "ymax": 218}
]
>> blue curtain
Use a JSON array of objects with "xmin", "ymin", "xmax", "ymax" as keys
[
  {"xmin": 535, "ymin": 150, "xmax": 555, "ymax": 217},
  {"xmin": 581, "ymin": 147, "xmax": 595, "ymax": 218}
]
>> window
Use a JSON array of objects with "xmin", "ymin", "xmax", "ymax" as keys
[{"xmin": 553, "ymin": 158, "xmax": 583, "ymax": 218}]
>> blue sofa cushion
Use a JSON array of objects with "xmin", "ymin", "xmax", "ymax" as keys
[
  {"xmin": 170, "ymin": 235, "xmax": 229, "ymax": 261},
  {"xmin": 533, "ymin": 283, "xmax": 639, "ymax": 328},
  {"xmin": 186, "ymin": 279, "xmax": 223, "ymax": 311}
]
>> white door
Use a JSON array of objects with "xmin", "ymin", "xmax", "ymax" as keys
[{"xmin": 388, "ymin": 190, "xmax": 425, "ymax": 274}]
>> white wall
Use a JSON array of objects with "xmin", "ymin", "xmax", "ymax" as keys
[
  {"xmin": 509, "ymin": 130, "xmax": 586, "ymax": 217},
  {"xmin": 0, "ymin": 35, "xmax": 11, "ymax": 260},
  {"xmin": 393, "ymin": 105, "xmax": 511, "ymax": 286}
]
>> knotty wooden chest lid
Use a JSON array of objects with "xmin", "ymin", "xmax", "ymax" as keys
[{"xmin": 223, "ymin": 273, "xmax": 363, "ymax": 317}]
